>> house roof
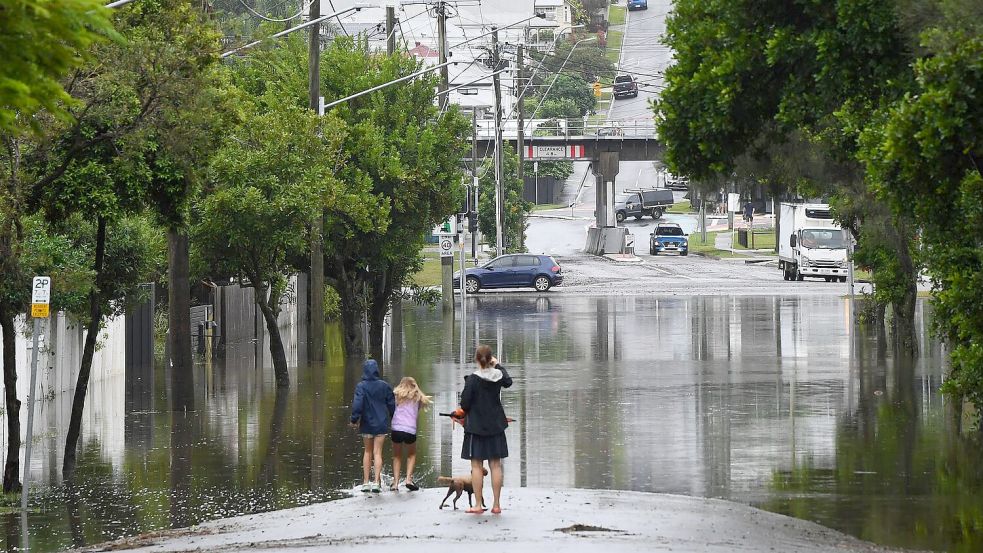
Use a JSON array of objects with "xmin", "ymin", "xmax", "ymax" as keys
[{"xmin": 408, "ymin": 42, "xmax": 439, "ymax": 58}]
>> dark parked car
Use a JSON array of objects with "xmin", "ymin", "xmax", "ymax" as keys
[
  {"xmin": 453, "ymin": 254, "xmax": 562, "ymax": 293},
  {"xmin": 628, "ymin": 0, "xmax": 648, "ymax": 10},
  {"xmin": 613, "ymin": 75, "xmax": 639, "ymax": 99},
  {"xmin": 649, "ymin": 223, "xmax": 689, "ymax": 256}
]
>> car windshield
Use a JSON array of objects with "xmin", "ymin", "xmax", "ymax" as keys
[
  {"xmin": 615, "ymin": 76, "xmax": 632, "ymax": 83},
  {"xmin": 616, "ymin": 194, "xmax": 633, "ymax": 204},
  {"xmin": 657, "ymin": 226, "xmax": 684, "ymax": 236},
  {"xmin": 800, "ymin": 229, "xmax": 845, "ymax": 249}
]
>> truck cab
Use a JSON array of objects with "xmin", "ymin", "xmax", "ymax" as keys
[
  {"xmin": 614, "ymin": 189, "xmax": 674, "ymax": 222},
  {"xmin": 779, "ymin": 203, "xmax": 850, "ymax": 282}
]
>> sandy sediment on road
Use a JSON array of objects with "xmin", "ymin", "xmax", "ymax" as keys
[{"xmin": 79, "ymin": 488, "xmax": 914, "ymax": 553}]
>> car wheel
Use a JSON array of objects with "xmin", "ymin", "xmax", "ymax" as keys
[
  {"xmin": 651, "ymin": 249, "xmax": 658, "ymax": 256},
  {"xmin": 652, "ymin": 208, "xmax": 663, "ymax": 219},
  {"xmin": 465, "ymin": 276, "xmax": 481, "ymax": 294},
  {"xmin": 681, "ymin": 251, "xmax": 688, "ymax": 256},
  {"xmin": 616, "ymin": 211, "xmax": 626, "ymax": 223},
  {"xmin": 795, "ymin": 268, "xmax": 804, "ymax": 281},
  {"xmin": 534, "ymin": 276, "xmax": 551, "ymax": 292},
  {"xmin": 841, "ymin": 276, "xmax": 848, "ymax": 283}
]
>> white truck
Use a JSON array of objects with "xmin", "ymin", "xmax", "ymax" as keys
[{"xmin": 778, "ymin": 203, "xmax": 849, "ymax": 282}]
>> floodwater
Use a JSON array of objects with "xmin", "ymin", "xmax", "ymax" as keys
[{"xmin": 7, "ymin": 295, "xmax": 982, "ymax": 552}]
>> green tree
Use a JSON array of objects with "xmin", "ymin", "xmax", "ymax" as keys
[
  {"xmin": 529, "ymin": 73, "xmax": 596, "ymax": 117},
  {"xmin": 0, "ymin": 214, "xmax": 91, "ymax": 492},
  {"xmin": 534, "ymin": 42, "xmax": 614, "ymax": 83},
  {"xmin": 0, "ymin": 0, "xmax": 114, "ymax": 134},
  {"xmin": 655, "ymin": 0, "xmax": 921, "ymax": 348},
  {"xmin": 10, "ymin": 0, "xmax": 224, "ymax": 479},
  {"xmin": 861, "ymin": 33, "xmax": 983, "ymax": 414},
  {"xmin": 478, "ymin": 148, "xmax": 530, "ymax": 253},
  {"xmin": 195, "ymin": 105, "xmax": 361, "ymax": 387},
  {"xmin": 318, "ymin": 39, "xmax": 468, "ymax": 359}
]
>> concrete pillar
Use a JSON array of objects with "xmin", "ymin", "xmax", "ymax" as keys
[{"xmin": 592, "ymin": 152, "xmax": 620, "ymax": 228}]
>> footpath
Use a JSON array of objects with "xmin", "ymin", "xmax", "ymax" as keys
[{"xmin": 80, "ymin": 488, "xmax": 913, "ymax": 553}]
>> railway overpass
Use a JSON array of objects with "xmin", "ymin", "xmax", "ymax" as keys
[{"xmin": 471, "ymin": 119, "xmax": 664, "ymax": 254}]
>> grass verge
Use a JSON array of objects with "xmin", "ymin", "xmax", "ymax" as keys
[
  {"xmin": 608, "ymin": 5, "xmax": 627, "ymax": 26},
  {"xmin": 410, "ymin": 252, "xmax": 443, "ymax": 287},
  {"xmin": 606, "ymin": 29, "xmax": 624, "ymax": 64},
  {"xmin": 667, "ymin": 200, "xmax": 692, "ymax": 214},
  {"xmin": 532, "ymin": 203, "xmax": 567, "ymax": 211},
  {"xmin": 687, "ymin": 231, "xmax": 742, "ymax": 258}
]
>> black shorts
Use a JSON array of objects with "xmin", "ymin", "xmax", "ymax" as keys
[{"xmin": 391, "ymin": 430, "xmax": 417, "ymax": 444}]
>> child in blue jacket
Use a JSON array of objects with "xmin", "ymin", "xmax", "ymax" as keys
[{"xmin": 350, "ymin": 359, "xmax": 395, "ymax": 493}]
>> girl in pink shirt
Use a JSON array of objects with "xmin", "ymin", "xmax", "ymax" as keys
[{"xmin": 390, "ymin": 377, "xmax": 432, "ymax": 491}]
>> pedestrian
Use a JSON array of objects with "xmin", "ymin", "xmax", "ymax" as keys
[
  {"xmin": 457, "ymin": 345, "xmax": 513, "ymax": 514},
  {"xmin": 349, "ymin": 359, "xmax": 395, "ymax": 493},
  {"xmin": 743, "ymin": 201, "xmax": 754, "ymax": 225},
  {"xmin": 390, "ymin": 376, "xmax": 432, "ymax": 491}
]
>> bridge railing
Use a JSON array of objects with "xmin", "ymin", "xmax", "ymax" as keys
[{"xmin": 474, "ymin": 118, "xmax": 657, "ymax": 140}]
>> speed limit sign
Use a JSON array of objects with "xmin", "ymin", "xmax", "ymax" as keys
[{"xmin": 439, "ymin": 235, "xmax": 454, "ymax": 257}]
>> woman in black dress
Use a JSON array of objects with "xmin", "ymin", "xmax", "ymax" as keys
[{"xmin": 459, "ymin": 344, "xmax": 513, "ymax": 514}]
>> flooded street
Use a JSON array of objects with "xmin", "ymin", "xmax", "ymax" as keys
[{"xmin": 8, "ymin": 295, "xmax": 981, "ymax": 553}]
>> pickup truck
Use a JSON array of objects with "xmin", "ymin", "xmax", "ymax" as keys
[
  {"xmin": 615, "ymin": 188, "xmax": 674, "ymax": 222},
  {"xmin": 613, "ymin": 75, "xmax": 639, "ymax": 99}
]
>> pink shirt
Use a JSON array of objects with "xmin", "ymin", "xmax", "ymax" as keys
[{"xmin": 391, "ymin": 400, "xmax": 420, "ymax": 434}]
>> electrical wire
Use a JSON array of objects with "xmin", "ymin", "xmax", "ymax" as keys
[
  {"xmin": 326, "ymin": 0, "xmax": 350, "ymax": 37},
  {"xmin": 235, "ymin": 0, "xmax": 311, "ymax": 23}
]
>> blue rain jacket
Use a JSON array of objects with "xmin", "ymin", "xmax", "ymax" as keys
[{"xmin": 350, "ymin": 360, "xmax": 395, "ymax": 435}]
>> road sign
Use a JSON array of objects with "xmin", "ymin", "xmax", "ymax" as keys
[
  {"xmin": 31, "ymin": 276, "xmax": 50, "ymax": 319},
  {"xmin": 32, "ymin": 276, "xmax": 50, "ymax": 304},
  {"xmin": 525, "ymin": 144, "xmax": 587, "ymax": 160},
  {"xmin": 439, "ymin": 235, "xmax": 454, "ymax": 257},
  {"xmin": 728, "ymin": 192, "xmax": 741, "ymax": 213},
  {"xmin": 625, "ymin": 234, "xmax": 635, "ymax": 249}
]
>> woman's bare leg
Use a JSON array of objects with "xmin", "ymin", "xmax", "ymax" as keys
[
  {"xmin": 489, "ymin": 458, "xmax": 504, "ymax": 511},
  {"xmin": 470, "ymin": 458, "xmax": 485, "ymax": 511},
  {"xmin": 391, "ymin": 442, "xmax": 403, "ymax": 489},
  {"xmin": 361, "ymin": 436, "xmax": 372, "ymax": 484},
  {"xmin": 372, "ymin": 435, "xmax": 386, "ymax": 484}
]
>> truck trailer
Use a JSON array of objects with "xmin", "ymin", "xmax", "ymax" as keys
[{"xmin": 778, "ymin": 203, "xmax": 850, "ymax": 282}]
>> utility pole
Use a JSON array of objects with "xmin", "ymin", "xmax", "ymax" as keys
[
  {"xmin": 308, "ymin": 0, "xmax": 324, "ymax": 365},
  {"xmin": 516, "ymin": 43, "xmax": 526, "ymax": 250},
  {"xmin": 492, "ymin": 27, "xmax": 505, "ymax": 257},
  {"xmin": 471, "ymin": 108, "xmax": 479, "ymax": 261},
  {"xmin": 436, "ymin": 1, "xmax": 449, "ymax": 110},
  {"xmin": 386, "ymin": 5, "xmax": 396, "ymax": 55}
]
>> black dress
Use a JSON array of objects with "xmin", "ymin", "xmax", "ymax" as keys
[{"xmin": 460, "ymin": 364, "xmax": 513, "ymax": 460}]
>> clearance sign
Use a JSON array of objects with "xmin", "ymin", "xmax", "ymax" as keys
[{"xmin": 525, "ymin": 144, "xmax": 587, "ymax": 160}]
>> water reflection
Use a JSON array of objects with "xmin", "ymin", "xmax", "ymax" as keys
[{"xmin": 5, "ymin": 295, "xmax": 980, "ymax": 552}]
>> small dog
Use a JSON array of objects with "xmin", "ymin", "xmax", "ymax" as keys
[{"xmin": 437, "ymin": 468, "xmax": 488, "ymax": 510}]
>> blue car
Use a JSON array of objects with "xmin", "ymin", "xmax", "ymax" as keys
[
  {"xmin": 649, "ymin": 223, "xmax": 688, "ymax": 256},
  {"xmin": 628, "ymin": 0, "xmax": 648, "ymax": 10},
  {"xmin": 453, "ymin": 254, "xmax": 563, "ymax": 293}
]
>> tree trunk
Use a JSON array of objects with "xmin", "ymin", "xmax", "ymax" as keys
[
  {"xmin": 254, "ymin": 284, "xmax": 289, "ymax": 387},
  {"xmin": 167, "ymin": 228, "xmax": 194, "ymax": 411},
  {"xmin": 63, "ymin": 216, "xmax": 107, "ymax": 481},
  {"xmin": 888, "ymin": 219, "xmax": 918, "ymax": 354},
  {"xmin": 334, "ymin": 269, "xmax": 365, "ymax": 358},
  {"xmin": 0, "ymin": 303, "xmax": 21, "ymax": 493},
  {"xmin": 368, "ymin": 269, "xmax": 394, "ymax": 365}
]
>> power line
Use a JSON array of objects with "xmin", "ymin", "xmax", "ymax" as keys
[
  {"xmin": 235, "ymin": 0, "xmax": 311, "ymax": 23},
  {"xmin": 326, "ymin": 0, "xmax": 349, "ymax": 37}
]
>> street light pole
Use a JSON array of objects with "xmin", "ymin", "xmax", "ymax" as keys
[
  {"xmin": 492, "ymin": 27, "xmax": 505, "ymax": 257},
  {"xmin": 436, "ymin": 1, "xmax": 449, "ymax": 110}
]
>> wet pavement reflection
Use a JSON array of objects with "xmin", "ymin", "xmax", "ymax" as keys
[{"xmin": 8, "ymin": 295, "xmax": 982, "ymax": 552}]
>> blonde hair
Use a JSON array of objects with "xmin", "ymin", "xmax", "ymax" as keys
[{"xmin": 393, "ymin": 377, "xmax": 432, "ymax": 406}]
